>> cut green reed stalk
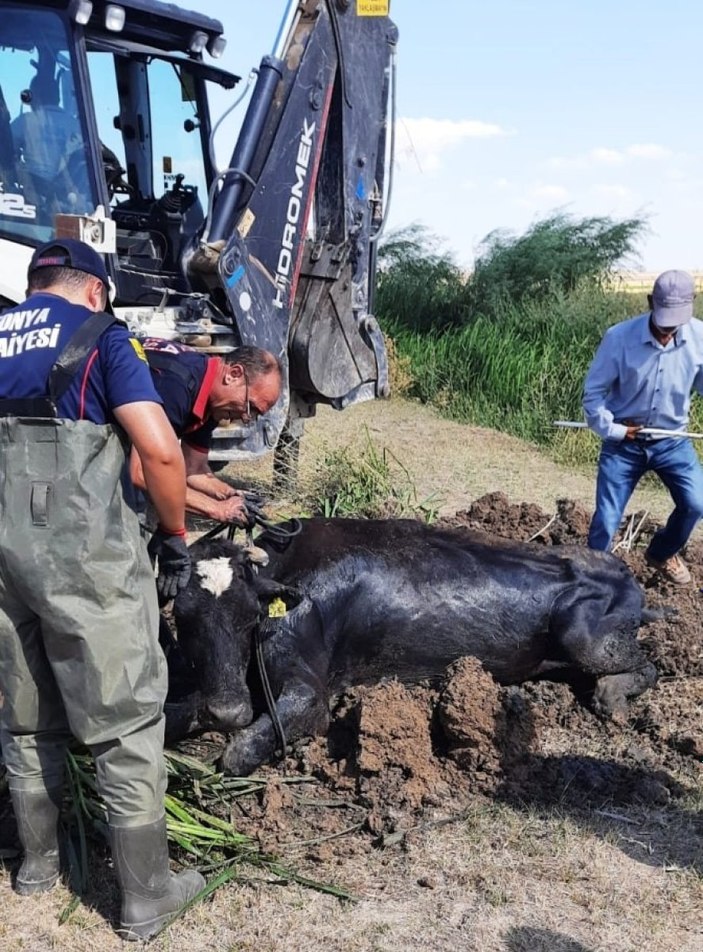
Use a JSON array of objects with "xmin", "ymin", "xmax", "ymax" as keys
[{"xmin": 61, "ymin": 749, "xmax": 355, "ymax": 929}]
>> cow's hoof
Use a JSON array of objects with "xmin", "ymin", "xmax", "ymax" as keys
[
  {"xmin": 593, "ymin": 665, "xmax": 657, "ymax": 719},
  {"xmin": 219, "ymin": 740, "xmax": 256, "ymax": 777},
  {"xmin": 593, "ymin": 674, "xmax": 630, "ymax": 720}
]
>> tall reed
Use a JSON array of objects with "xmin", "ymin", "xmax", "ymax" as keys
[
  {"xmin": 377, "ymin": 216, "xmax": 703, "ymax": 465},
  {"xmin": 384, "ymin": 287, "xmax": 703, "ymax": 463},
  {"xmin": 390, "ymin": 288, "xmax": 616, "ymax": 432}
]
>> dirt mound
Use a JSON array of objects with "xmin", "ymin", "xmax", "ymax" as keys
[
  {"xmin": 438, "ymin": 491, "xmax": 593, "ymax": 545},
  {"xmin": 235, "ymin": 492, "xmax": 702, "ymax": 839},
  {"xmin": 232, "ymin": 660, "xmax": 541, "ymax": 849},
  {"xmin": 438, "ymin": 658, "xmax": 536, "ymax": 782},
  {"xmin": 438, "ymin": 489, "xmax": 658, "ymax": 550}
]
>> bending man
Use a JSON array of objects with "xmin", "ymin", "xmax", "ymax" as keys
[{"xmin": 132, "ymin": 339, "xmax": 282, "ymax": 524}]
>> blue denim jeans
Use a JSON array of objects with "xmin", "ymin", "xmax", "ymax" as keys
[{"xmin": 588, "ymin": 437, "xmax": 703, "ymax": 557}]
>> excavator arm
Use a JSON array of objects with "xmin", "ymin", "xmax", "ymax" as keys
[{"xmin": 189, "ymin": 0, "xmax": 397, "ymax": 454}]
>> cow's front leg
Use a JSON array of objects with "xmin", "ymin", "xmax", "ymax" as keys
[
  {"xmin": 220, "ymin": 678, "xmax": 330, "ymax": 776},
  {"xmin": 164, "ymin": 693, "xmax": 205, "ymax": 745},
  {"xmin": 593, "ymin": 662, "xmax": 658, "ymax": 718}
]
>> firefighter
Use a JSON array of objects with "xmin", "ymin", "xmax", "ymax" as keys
[
  {"xmin": 0, "ymin": 239, "xmax": 204, "ymax": 940},
  {"xmin": 132, "ymin": 339, "xmax": 282, "ymax": 523}
]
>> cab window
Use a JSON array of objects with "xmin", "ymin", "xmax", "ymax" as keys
[{"xmin": 0, "ymin": 5, "xmax": 95, "ymax": 244}]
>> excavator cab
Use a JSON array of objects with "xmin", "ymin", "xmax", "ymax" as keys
[
  {"xmin": 0, "ymin": 1, "xmax": 233, "ymax": 301},
  {"xmin": 0, "ymin": 0, "xmax": 396, "ymax": 463}
]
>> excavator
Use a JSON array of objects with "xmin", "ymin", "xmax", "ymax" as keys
[{"xmin": 0, "ymin": 0, "xmax": 397, "ymax": 466}]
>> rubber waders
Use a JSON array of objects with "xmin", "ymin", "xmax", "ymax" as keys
[
  {"xmin": 10, "ymin": 786, "xmax": 62, "ymax": 895},
  {"xmin": 109, "ymin": 817, "xmax": 205, "ymax": 941}
]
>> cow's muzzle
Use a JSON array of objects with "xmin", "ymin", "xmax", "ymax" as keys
[{"xmin": 203, "ymin": 694, "xmax": 254, "ymax": 732}]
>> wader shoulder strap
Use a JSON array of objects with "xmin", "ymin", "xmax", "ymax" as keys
[{"xmin": 49, "ymin": 311, "xmax": 117, "ymax": 403}]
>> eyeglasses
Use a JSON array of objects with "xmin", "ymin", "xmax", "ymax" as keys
[{"xmin": 241, "ymin": 372, "xmax": 261, "ymax": 423}]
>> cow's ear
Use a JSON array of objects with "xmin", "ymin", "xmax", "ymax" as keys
[
  {"xmin": 250, "ymin": 575, "xmax": 302, "ymax": 611},
  {"xmin": 242, "ymin": 543, "xmax": 269, "ymax": 566}
]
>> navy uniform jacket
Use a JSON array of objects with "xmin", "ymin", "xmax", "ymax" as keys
[
  {"xmin": 0, "ymin": 292, "xmax": 160, "ymax": 421},
  {"xmin": 142, "ymin": 338, "xmax": 220, "ymax": 454}
]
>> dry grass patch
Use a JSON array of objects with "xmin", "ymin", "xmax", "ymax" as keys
[{"xmin": 2, "ymin": 793, "xmax": 701, "ymax": 951}]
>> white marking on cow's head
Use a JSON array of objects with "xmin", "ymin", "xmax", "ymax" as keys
[{"xmin": 195, "ymin": 557, "xmax": 234, "ymax": 597}]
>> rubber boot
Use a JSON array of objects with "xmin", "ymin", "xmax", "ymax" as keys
[
  {"xmin": 9, "ymin": 786, "xmax": 62, "ymax": 895},
  {"xmin": 109, "ymin": 817, "xmax": 205, "ymax": 941}
]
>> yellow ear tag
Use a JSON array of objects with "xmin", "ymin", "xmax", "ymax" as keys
[{"xmin": 268, "ymin": 597, "xmax": 287, "ymax": 618}]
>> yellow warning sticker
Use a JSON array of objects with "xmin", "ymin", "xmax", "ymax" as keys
[
  {"xmin": 268, "ymin": 597, "xmax": 287, "ymax": 618},
  {"xmin": 237, "ymin": 207, "xmax": 255, "ymax": 239},
  {"xmin": 129, "ymin": 338, "xmax": 148, "ymax": 362},
  {"xmin": 358, "ymin": 0, "xmax": 389, "ymax": 15}
]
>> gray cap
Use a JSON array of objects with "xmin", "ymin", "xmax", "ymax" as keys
[{"xmin": 651, "ymin": 270, "xmax": 695, "ymax": 328}]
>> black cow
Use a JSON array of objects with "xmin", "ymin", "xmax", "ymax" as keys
[{"xmin": 166, "ymin": 518, "xmax": 658, "ymax": 776}]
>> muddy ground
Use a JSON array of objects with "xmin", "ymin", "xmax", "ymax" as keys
[{"xmin": 200, "ymin": 494, "xmax": 701, "ymax": 863}]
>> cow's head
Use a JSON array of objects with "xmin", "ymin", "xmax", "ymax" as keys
[{"xmin": 171, "ymin": 538, "xmax": 292, "ymax": 733}]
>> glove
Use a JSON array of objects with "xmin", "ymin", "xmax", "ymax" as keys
[{"xmin": 147, "ymin": 527, "xmax": 192, "ymax": 601}]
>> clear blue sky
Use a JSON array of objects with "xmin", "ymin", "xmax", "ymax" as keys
[{"xmin": 202, "ymin": 0, "xmax": 703, "ymax": 272}]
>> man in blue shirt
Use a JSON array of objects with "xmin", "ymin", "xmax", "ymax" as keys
[
  {"xmin": 133, "ymin": 339, "xmax": 282, "ymax": 524},
  {"xmin": 0, "ymin": 239, "xmax": 204, "ymax": 939},
  {"xmin": 583, "ymin": 269, "xmax": 703, "ymax": 585}
]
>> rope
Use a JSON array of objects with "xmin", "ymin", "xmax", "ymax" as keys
[
  {"xmin": 612, "ymin": 510, "xmax": 650, "ymax": 553},
  {"xmin": 195, "ymin": 492, "xmax": 303, "ymax": 544},
  {"xmin": 254, "ymin": 622, "xmax": 288, "ymax": 763},
  {"xmin": 526, "ymin": 512, "xmax": 557, "ymax": 543}
]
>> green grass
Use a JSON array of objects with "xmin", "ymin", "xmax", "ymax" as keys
[
  {"xmin": 308, "ymin": 426, "xmax": 442, "ymax": 522},
  {"xmin": 384, "ymin": 286, "xmax": 703, "ymax": 466}
]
